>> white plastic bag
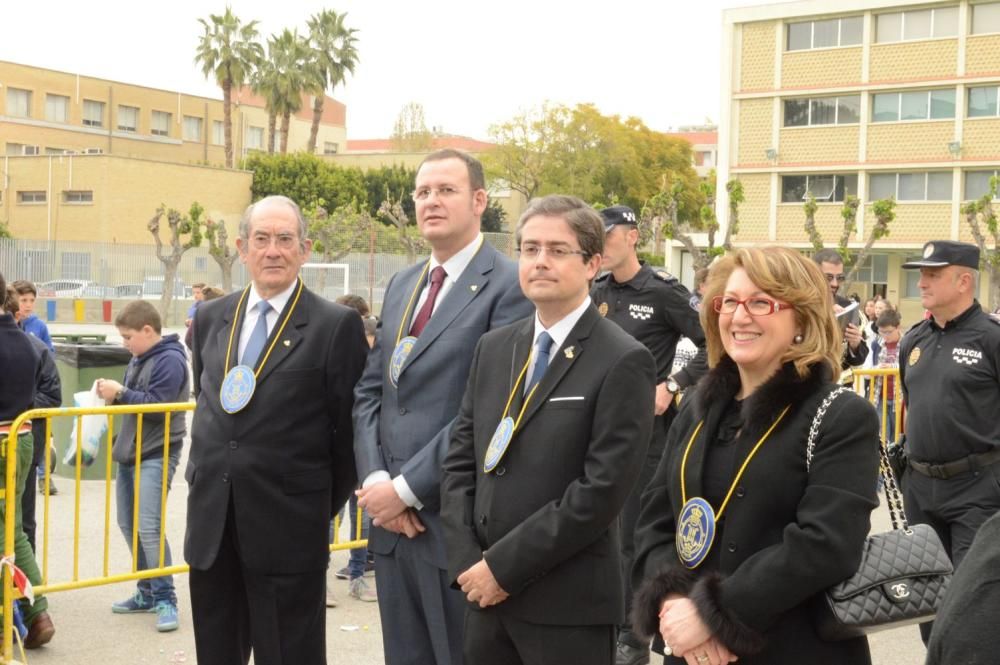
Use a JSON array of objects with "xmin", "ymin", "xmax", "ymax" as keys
[{"xmin": 63, "ymin": 381, "xmax": 107, "ymax": 467}]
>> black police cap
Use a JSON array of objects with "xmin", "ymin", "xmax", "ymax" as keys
[
  {"xmin": 902, "ymin": 241, "xmax": 979, "ymax": 270},
  {"xmin": 600, "ymin": 205, "xmax": 638, "ymax": 233}
]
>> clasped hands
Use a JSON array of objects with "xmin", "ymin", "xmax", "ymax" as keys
[
  {"xmin": 355, "ymin": 481, "xmax": 425, "ymax": 539},
  {"xmin": 659, "ymin": 597, "xmax": 738, "ymax": 665},
  {"xmin": 457, "ymin": 558, "xmax": 509, "ymax": 608}
]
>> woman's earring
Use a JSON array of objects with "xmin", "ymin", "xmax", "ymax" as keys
[{"xmin": 794, "ymin": 334, "xmax": 804, "ymax": 344}]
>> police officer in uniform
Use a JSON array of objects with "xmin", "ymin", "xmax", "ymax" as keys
[
  {"xmin": 899, "ymin": 240, "xmax": 1000, "ymax": 642},
  {"xmin": 590, "ymin": 205, "xmax": 707, "ymax": 665}
]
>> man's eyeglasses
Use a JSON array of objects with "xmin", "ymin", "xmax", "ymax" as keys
[
  {"xmin": 250, "ymin": 233, "xmax": 298, "ymax": 250},
  {"xmin": 824, "ymin": 273, "xmax": 847, "ymax": 283},
  {"xmin": 517, "ymin": 244, "xmax": 590, "ymax": 261},
  {"xmin": 712, "ymin": 296, "xmax": 794, "ymax": 317},
  {"xmin": 411, "ymin": 185, "xmax": 463, "ymax": 201}
]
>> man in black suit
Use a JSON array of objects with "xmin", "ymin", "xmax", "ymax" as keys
[
  {"xmin": 441, "ymin": 194, "xmax": 656, "ymax": 665},
  {"xmin": 185, "ymin": 195, "xmax": 368, "ymax": 665}
]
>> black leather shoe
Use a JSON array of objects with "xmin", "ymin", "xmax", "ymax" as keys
[{"xmin": 616, "ymin": 641, "xmax": 650, "ymax": 665}]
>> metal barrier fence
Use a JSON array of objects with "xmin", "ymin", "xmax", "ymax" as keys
[
  {"xmin": 2, "ymin": 403, "xmax": 367, "ymax": 664},
  {"xmin": 850, "ymin": 368, "xmax": 904, "ymax": 443}
]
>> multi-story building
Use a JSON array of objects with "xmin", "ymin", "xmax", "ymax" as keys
[
  {"xmin": 666, "ymin": 125, "xmax": 719, "ymax": 178},
  {"xmin": 716, "ymin": 0, "xmax": 1000, "ymax": 320}
]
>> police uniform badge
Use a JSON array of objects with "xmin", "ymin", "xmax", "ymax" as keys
[
  {"xmin": 598, "ymin": 302, "xmax": 609, "ymax": 317},
  {"xmin": 923, "ymin": 243, "xmax": 935, "ymax": 258},
  {"xmin": 909, "ymin": 346, "xmax": 921, "ymax": 367},
  {"xmin": 390, "ymin": 336, "xmax": 417, "ymax": 387},
  {"xmin": 676, "ymin": 497, "xmax": 715, "ymax": 569},
  {"xmin": 221, "ymin": 365, "xmax": 256, "ymax": 414}
]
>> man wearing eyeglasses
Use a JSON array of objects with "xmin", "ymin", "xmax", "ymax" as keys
[
  {"xmin": 353, "ymin": 149, "xmax": 531, "ymax": 665},
  {"xmin": 589, "ymin": 205, "xmax": 707, "ymax": 665},
  {"xmin": 441, "ymin": 194, "xmax": 655, "ymax": 665},
  {"xmin": 812, "ymin": 248, "xmax": 868, "ymax": 368}
]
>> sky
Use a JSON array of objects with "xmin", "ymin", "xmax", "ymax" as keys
[{"xmin": 1, "ymin": 0, "xmax": 755, "ymax": 140}]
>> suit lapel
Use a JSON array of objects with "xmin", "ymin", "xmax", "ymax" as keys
[
  {"xmin": 254, "ymin": 286, "xmax": 309, "ymax": 385},
  {"xmin": 507, "ymin": 318, "xmax": 535, "ymax": 418},
  {"xmin": 217, "ymin": 290, "xmax": 247, "ymax": 371},
  {"xmin": 399, "ymin": 244, "xmax": 496, "ymax": 377},
  {"xmin": 517, "ymin": 306, "xmax": 600, "ymax": 430}
]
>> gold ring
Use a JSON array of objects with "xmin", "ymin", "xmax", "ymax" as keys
[{"xmin": 697, "ymin": 655, "xmax": 709, "ymax": 663}]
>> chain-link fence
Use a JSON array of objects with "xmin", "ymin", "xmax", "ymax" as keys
[{"xmin": 0, "ymin": 232, "xmax": 516, "ymax": 315}]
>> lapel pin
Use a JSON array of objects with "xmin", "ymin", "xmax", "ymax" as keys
[
  {"xmin": 564, "ymin": 346, "xmax": 575, "ymax": 359},
  {"xmin": 283, "ymin": 340, "xmax": 291, "ymax": 347},
  {"xmin": 470, "ymin": 284, "xmax": 478, "ymax": 292}
]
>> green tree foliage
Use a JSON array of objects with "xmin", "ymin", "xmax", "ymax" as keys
[
  {"xmin": 484, "ymin": 102, "xmax": 701, "ymax": 217},
  {"xmin": 481, "ymin": 199, "xmax": 507, "ymax": 233},
  {"xmin": 195, "ymin": 8, "xmax": 263, "ymax": 168},
  {"xmin": 202, "ymin": 216, "xmax": 239, "ymax": 293},
  {"xmin": 305, "ymin": 9, "xmax": 359, "ymax": 154},
  {"xmin": 363, "ymin": 165, "xmax": 417, "ymax": 222},
  {"xmin": 268, "ymin": 28, "xmax": 313, "ymax": 154},
  {"xmin": 962, "ymin": 175, "xmax": 1000, "ymax": 308},
  {"xmin": 147, "ymin": 202, "xmax": 204, "ymax": 317},
  {"xmin": 391, "ymin": 102, "xmax": 434, "ymax": 152},
  {"xmin": 244, "ymin": 152, "xmax": 366, "ymax": 212},
  {"xmin": 0, "ymin": 220, "xmax": 12, "ymax": 239}
]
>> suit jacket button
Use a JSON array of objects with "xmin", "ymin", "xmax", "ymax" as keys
[
  {"xmin": 399, "ymin": 407, "xmax": 407, "ymax": 415},
  {"xmin": 727, "ymin": 542, "xmax": 737, "ymax": 553},
  {"xmin": 229, "ymin": 440, "xmax": 238, "ymax": 450},
  {"xmin": 735, "ymin": 486, "xmax": 746, "ymax": 498},
  {"xmin": 495, "ymin": 466, "xmax": 506, "ymax": 476},
  {"xmin": 222, "ymin": 472, "xmax": 230, "ymax": 483},
  {"xmin": 479, "ymin": 515, "xmax": 487, "ymax": 525}
]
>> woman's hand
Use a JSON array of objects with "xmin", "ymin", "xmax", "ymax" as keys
[
  {"xmin": 681, "ymin": 638, "xmax": 739, "ymax": 665},
  {"xmin": 659, "ymin": 597, "xmax": 713, "ymax": 657}
]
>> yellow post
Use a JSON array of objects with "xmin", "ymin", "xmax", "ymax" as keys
[{"xmin": 73, "ymin": 299, "xmax": 85, "ymax": 322}]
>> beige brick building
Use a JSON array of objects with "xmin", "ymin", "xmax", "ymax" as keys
[{"xmin": 716, "ymin": 0, "xmax": 1000, "ymax": 320}]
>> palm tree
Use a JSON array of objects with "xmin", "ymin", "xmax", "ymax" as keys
[
  {"xmin": 194, "ymin": 8, "xmax": 263, "ymax": 168},
  {"xmin": 250, "ymin": 44, "xmax": 281, "ymax": 153},
  {"xmin": 305, "ymin": 10, "xmax": 359, "ymax": 154},
  {"xmin": 268, "ymin": 28, "xmax": 313, "ymax": 154}
]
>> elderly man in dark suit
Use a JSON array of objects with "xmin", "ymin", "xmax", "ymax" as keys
[
  {"xmin": 441, "ymin": 194, "xmax": 656, "ymax": 665},
  {"xmin": 353, "ymin": 149, "xmax": 532, "ymax": 665},
  {"xmin": 185, "ymin": 195, "xmax": 368, "ymax": 665}
]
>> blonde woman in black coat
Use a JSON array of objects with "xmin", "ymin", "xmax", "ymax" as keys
[{"xmin": 631, "ymin": 246, "xmax": 880, "ymax": 665}]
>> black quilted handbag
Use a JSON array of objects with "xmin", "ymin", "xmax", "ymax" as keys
[{"xmin": 805, "ymin": 387, "xmax": 953, "ymax": 641}]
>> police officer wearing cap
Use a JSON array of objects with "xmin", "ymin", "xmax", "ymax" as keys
[
  {"xmin": 899, "ymin": 240, "xmax": 1000, "ymax": 642},
  {"xmin": 590, "ymin": 205, "xmax": 708, "ymax": 665}
]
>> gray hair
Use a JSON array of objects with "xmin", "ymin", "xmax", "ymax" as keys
[
  {"xmin": 515, "ymin": 195, "xmax": 604, "ymax": 260},
  {"xmin": 239, "ymin": 195, "xmax": 308, "ymax": 246}
]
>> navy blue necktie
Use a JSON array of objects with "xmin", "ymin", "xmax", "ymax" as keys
[
  {"xmin": 241, "ymin": 301, "xmax": 272, "ymax": 367},
  {"xmin": 525, "ymin": 332, "xmax": 554, "ymax": 395}
]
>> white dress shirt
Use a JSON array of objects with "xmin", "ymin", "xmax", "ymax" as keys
[
  {"xmin": 237, "ymin": 280, "xmax": 298, "ymax": 363},
  {"xmin": 526, "ymin": 296, "xmax": 593, "ymax": 382}
]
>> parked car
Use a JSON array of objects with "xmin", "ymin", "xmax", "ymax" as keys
[
  {"xmin": 80, "ymin": 284, "xmax": 117, "ymax": 298},
  {"xmin": 36, "ymin": 279, "xmax": 92, "ymax": 297},
  {"xmin": 140, "ymin": 276, "xmax": 186, "ymax": 299},
  {"xmin": 114, "ymin": 284, "xmax": 143, "ymax": 298}
]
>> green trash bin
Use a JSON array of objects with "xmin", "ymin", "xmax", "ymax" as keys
[{"xmin": 52, "ymin": 342, "xmax": 132, "ymax": 480}]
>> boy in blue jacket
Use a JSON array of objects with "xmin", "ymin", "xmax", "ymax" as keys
[{"xmin": 97, "ymin": 300, "xmax": 189, "ymax": 633}]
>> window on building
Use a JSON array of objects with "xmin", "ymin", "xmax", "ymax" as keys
[
  {"xmin": 781, "ymin": 174, "xmax": 858, "ymax": 202},
  {"xmin": 151, "ymin": 111, "xmax": 171, "ymax": 137},
  {"xmin": 869, "ymin": 172, "xmax": 953, "ymax": 201},
  {"xmin": 117, "ymin": 105, "xmax": 139, "ymax": 132},
  {"xmin": 44, "ymin": 94, "xmax": 69, "ymax": 123},
  {"xmin": 195, "ymin": 257, "xmax": 208, "ymax": 271},
  {"xmin": 964, "ymin": 170, "xmax": 1000, "ymax": 200},
  {"xmin": 6, "ymin": 88, "xmax": 31, "ymax": 118},
  {"xmin": 6, "ymin": 143, "xmax": 40, "ymax": 156},
  {"xmin": 872, "ymin": 89, "xmax": 956, "ymax": 122},
  {"xmin": 876, "ymin": 6, "xmax": 959, "ymax": 43},
  {"xmin": 17, "ymin": 191, "xmax": 47, "ymax": 204},
  {"xmin": 183, "ymin": 116, "xmax": 203, "ymax": 141},
  {"xmin": 853, "ymin": 254, "xmax": 889, "ymax": 284},
  {"xmin": 323, "ymin": 141, "xmax": 339, "ymax": 155},
  {"xmin": 784, "ymin": 95, "xmax": 860, "ymax": 126},
  {"xmin": 786, "ymin": 16, "xmax": 863, "ymax": 50},
  {"xmin": 972, "ymin": 2, "xmax": 1000, "ymax": 34},
  {"xmin": 82, "ymin": 100, "xmax": 104, "ymax": 127},
  {"xmin": 968, "ymin": 86, "xmax": 1000, "ymax": 117},
  {"xmin": 62, "ymin": 190, "xmax": 94, "ymax": 204},
  {"xmin": 212, "ymin": 120, "xmax": 225, "ymax": 145},
  {"xmin": 246, "ymin": 126, "xmax": 265, "ymax": 150},
  {"xmin": 904, "ymin": 262, "xmax": 922, "ymax": 298}
]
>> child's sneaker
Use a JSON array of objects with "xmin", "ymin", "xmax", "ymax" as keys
[
  {"xmin": 112, "ymin": 592, "xmax": 156, "ymax": 614},
  {"xmin": 155, "ymin": 602, "xmax": 179, "ymax": 632},
  {"xmin": 349, "ymin": 577, "xmax": 378, "ymax": 602}
]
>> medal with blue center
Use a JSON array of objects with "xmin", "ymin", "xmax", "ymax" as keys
[
  {"xmin": 676, "ymin": 406, "xmax": 790, "ymax": 569},
  {"xmin": 388, "ymin": 262, "xmax": 431, "ymax": 388},
  {"xmin": 220, "ymin": 279, "xmax": 304, "ymax": 414},
  {"xmin": 483, "ymin": 346, "xmax": 545, "ymax": 474}
]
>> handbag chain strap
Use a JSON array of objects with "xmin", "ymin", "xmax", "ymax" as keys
[{"xmin": 806, "ymin": 386, "xmax": 908, "ymax": 532}]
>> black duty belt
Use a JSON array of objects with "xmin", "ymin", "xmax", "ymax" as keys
[{"xmin": 909, "ymin": 448, "xmax": 1000, "ymax": 480}]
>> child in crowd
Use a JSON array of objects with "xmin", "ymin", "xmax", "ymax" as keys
[
  {"xmin": 12, "ymin": 280, "xmax": 53, "ymax": 350},
  {"xmin": 874, "ymin": 308, "xmax": 903, "ymax": 442},
  {"xmin": 96, "ymin": 300, "xmax": 189, "ymax": 633}
]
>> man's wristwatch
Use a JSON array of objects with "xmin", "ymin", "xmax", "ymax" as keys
[
  {"xmin": 114, "ymin": 388, "xmax": 125, "ymax": 402},
  {"xmin": 665, "ymin": 377, "xmax": 681, "ymax": 394}
]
